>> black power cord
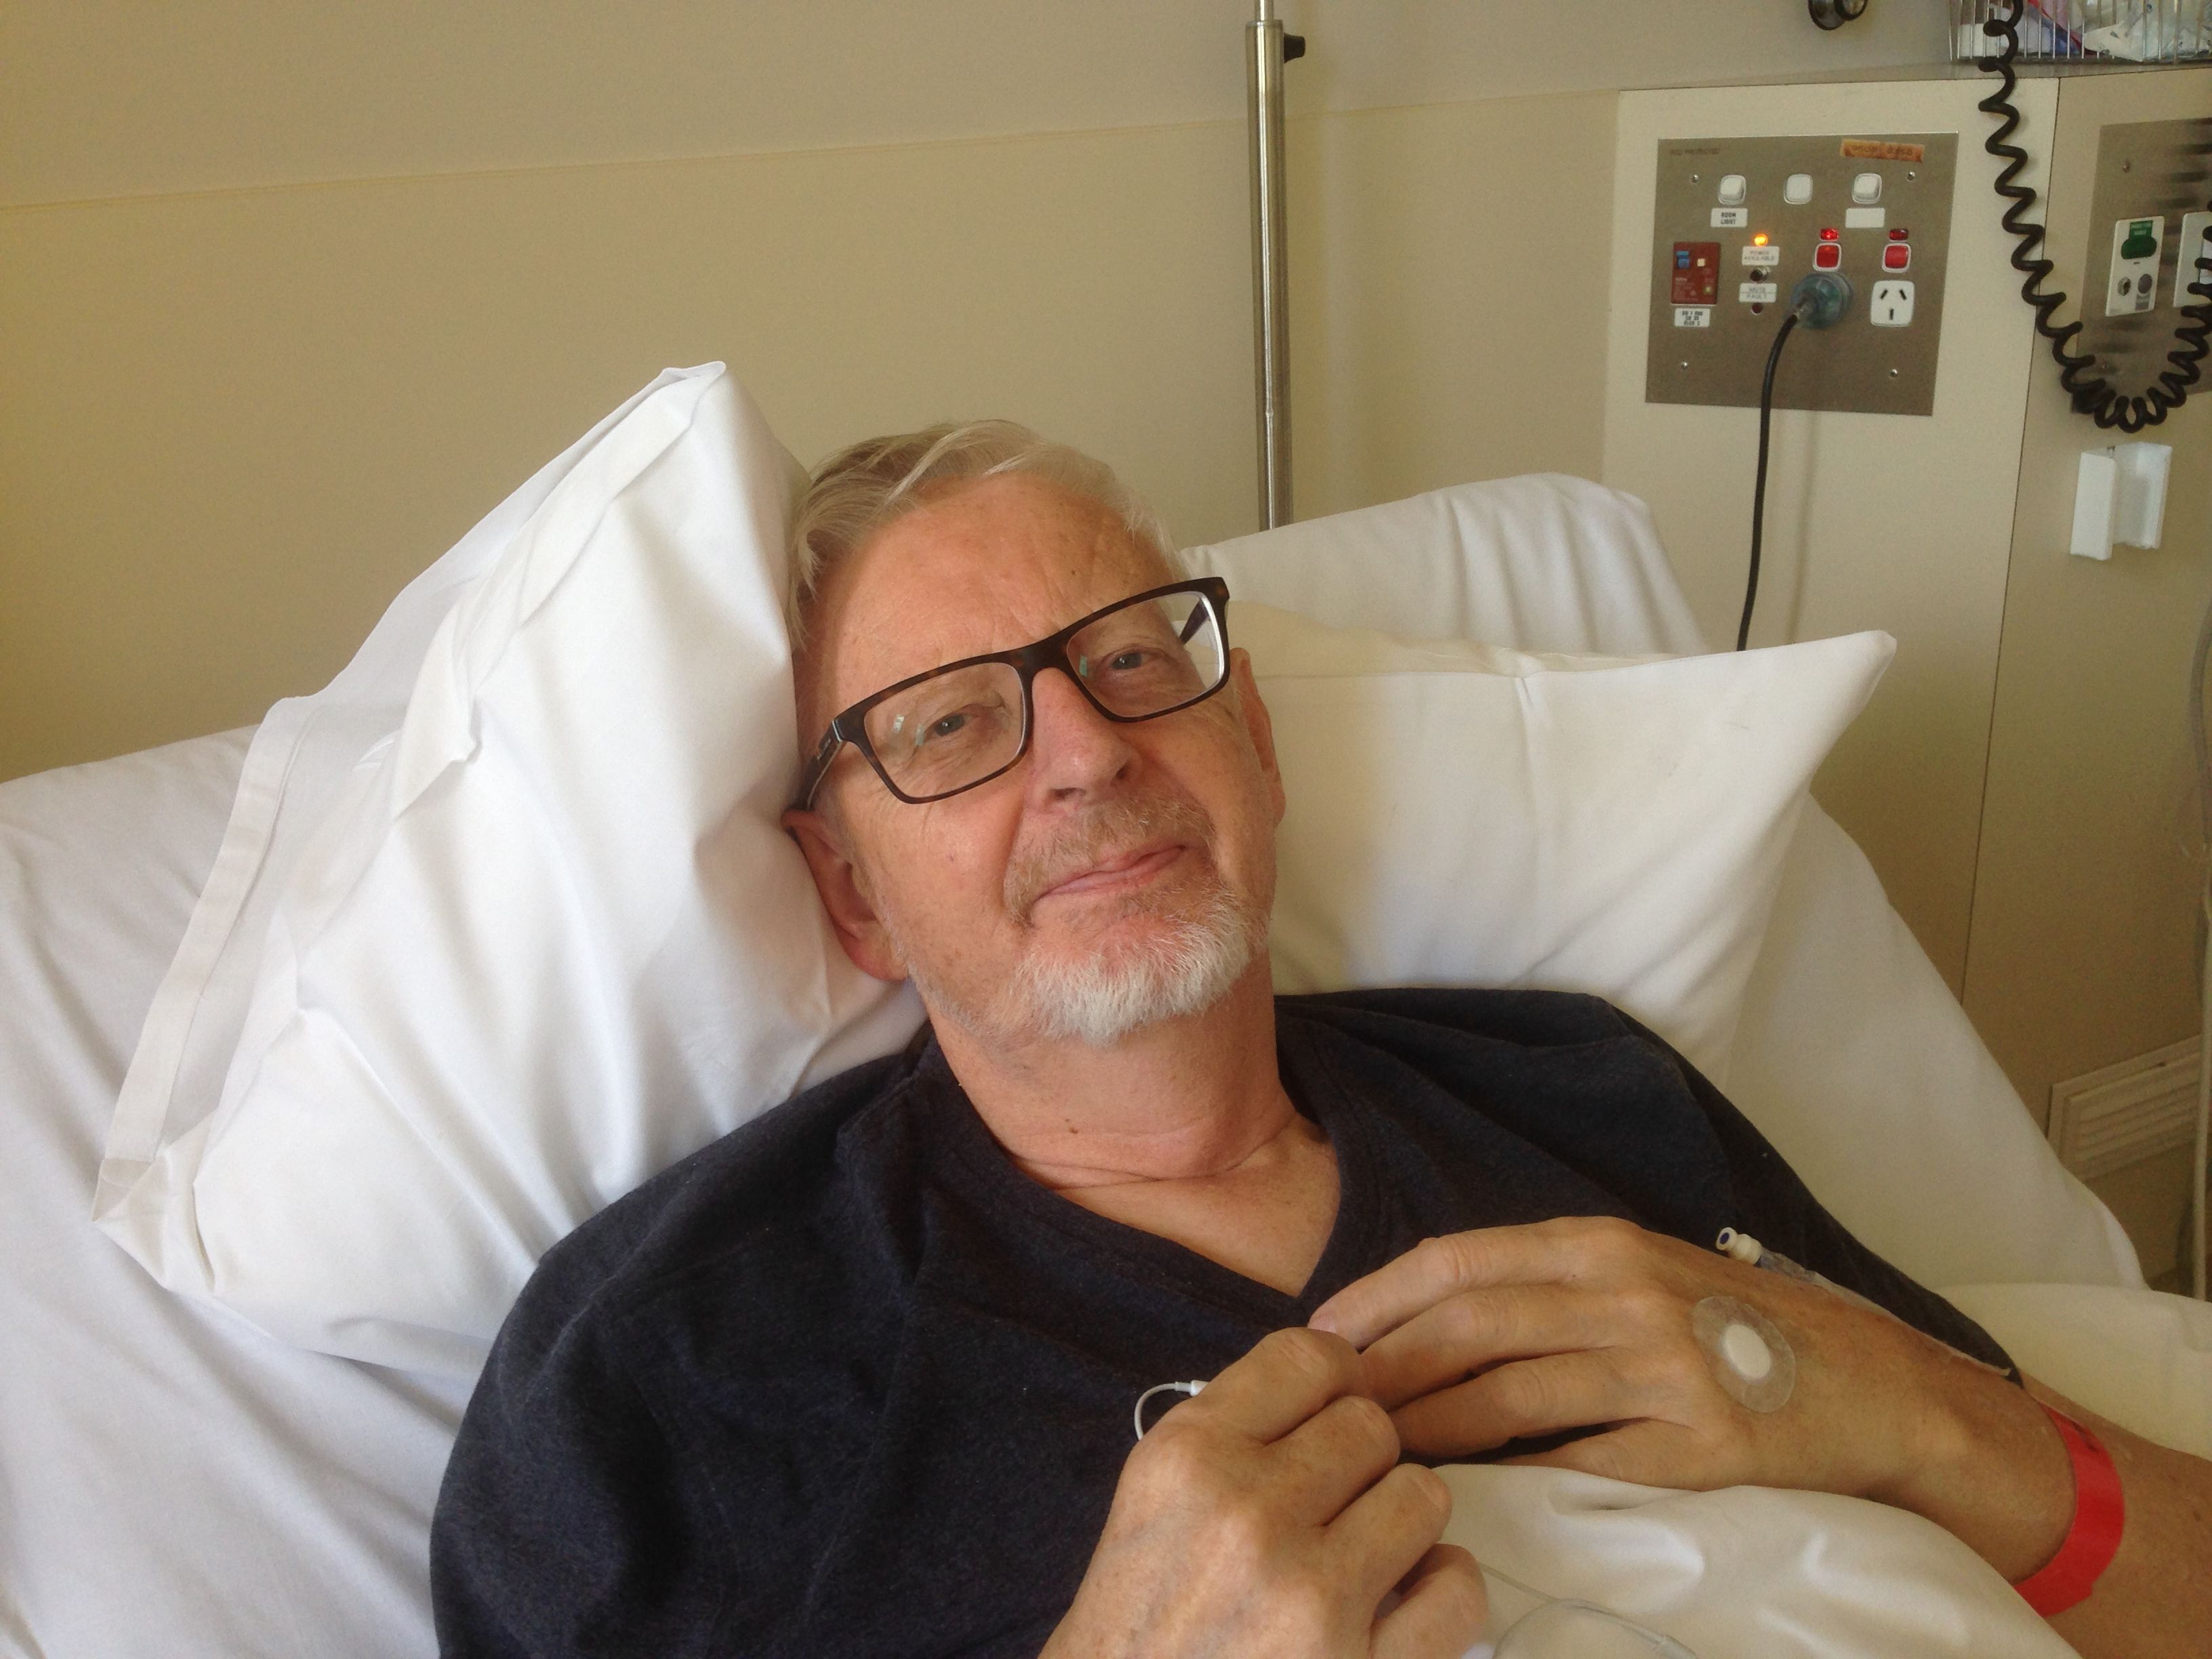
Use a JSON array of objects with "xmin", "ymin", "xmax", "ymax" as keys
[
  {"xmin": 1738, "ymin": 272, "xmax": 1851, "ymax": 651},
  {"xmin": 1975, "ymin": 0, "xmax": 2212, "ymax": 432},
  {"xmin": 1738, "ymin": 312, "xmax": 1802, "ymax": 651}
]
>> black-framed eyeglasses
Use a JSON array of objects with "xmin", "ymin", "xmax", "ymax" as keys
[{"xmin": 792, "ymin": 577, "xmax": 1232, "ymax": 810}]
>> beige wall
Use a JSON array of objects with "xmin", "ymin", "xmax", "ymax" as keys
[
  {"xmin": 3, "ymin": 1, "xmax": 1942, "ymax": 780},
  {"xmin": 1, "ymin": 1, "xmax": 1944, "ymax": 206},
  {"xmin": 1601, "ymin": 75, "xmax": 2051, "ymax": 995},
  {"xmin": 1600, "ymin": 68, "xmax": 2212, "ymax": 1284},
  {"xmin": 1962, "ymin": 69, "xmax": 2212, "ymax": 1283},
  {"xmin": 0, "ymin": 91, "xmax": 1619, "ymax": 783}
]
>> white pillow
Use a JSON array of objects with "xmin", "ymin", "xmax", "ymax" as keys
[
  {"xmin": 96, "ymin": 375, "xmax": 1887, "ymax": 1376},
  {"xmin": 1727, "ymin": 808, "xmax": 2142, "ymax": 1291},
  {"xmin": 1240, "ymin": 602, "xmax": 1892, "ymax": 1082},
  {"xmin": 96, "ymin": 366, "xmax": 924, "ymax": 1374},
  {"xmin": 1187, "ymin": 474, "xmax": 1706, "ymax": 657},
  {"xmin": 98, "ymin": 365, "xmax": 745, "ymax": 1223}
]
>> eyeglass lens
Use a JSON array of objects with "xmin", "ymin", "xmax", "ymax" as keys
[{"xmin": 861, "ymin": 589, "xmax": 1226, "ymax": 800}]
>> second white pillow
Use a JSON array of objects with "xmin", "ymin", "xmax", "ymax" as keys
[{"xmin": 1238, "ymin": 602, "xmax": 1893, "ymax": 1083}]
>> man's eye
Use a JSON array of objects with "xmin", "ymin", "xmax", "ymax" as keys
[
  {"xmin": 1105, "ymin": 649, "xmax": 1153, "ymax": 673},
  {"xmin": 922, "ymin": 712, "xmax": 969, "ymax": 743}
]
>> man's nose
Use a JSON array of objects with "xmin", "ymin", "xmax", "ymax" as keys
[{"xmin": 1025, "ymin": 665, "xmax": 1137, "ymax": 800}]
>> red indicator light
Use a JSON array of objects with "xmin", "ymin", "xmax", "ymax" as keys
[
  {"xmin": 1820, "ymin": 227, "xmax": 1841, "ymax": 242},
  {"xmin": 1889, "ymin": 227, "xmax": 1910, "ymax": 241}
]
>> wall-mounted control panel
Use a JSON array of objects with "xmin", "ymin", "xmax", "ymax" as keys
[
  {"xmin": 1645, "ymin": 133, "xmax": 1957, "ymax": 416},
  {"xmin": 2080, "ymin": 118, "xmax": 2212, "ymax": 388}
]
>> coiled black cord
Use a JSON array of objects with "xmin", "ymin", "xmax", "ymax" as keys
[
  {"xmin": 1738, "ymin": 310, "xmax": 1802, "ymax": 651},
  {"xmin": 1974, "ymin": 0, "xmax": 2212, "ymax": 432}
]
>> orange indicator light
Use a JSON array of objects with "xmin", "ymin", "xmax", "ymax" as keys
[{"xmin": 1752, "ymin": 232, "xmax": 1770, "ymax": 247}]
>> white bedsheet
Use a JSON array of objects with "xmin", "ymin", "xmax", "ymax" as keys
[
  {"xmin": 1, "ymin": 733, "xmax": 462, "ymax": 1659},
  {"xmin": 1441, "ymin": 1466, "xmax": 2075, "ymax": 1658}
]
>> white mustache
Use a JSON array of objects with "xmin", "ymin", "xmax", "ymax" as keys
[{"xmin": 1004, "ymin": 796, "xmax": 1215, "ymax": 922}]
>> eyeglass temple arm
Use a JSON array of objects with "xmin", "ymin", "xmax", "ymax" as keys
[{"xmin": 794, "ymin": 724, "xmax": 843, "ymax": 811}]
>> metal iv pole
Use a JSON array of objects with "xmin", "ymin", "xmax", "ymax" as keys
[{"xmin": 1246, "ymin": 1, "xmax": 1303, "ymax": 529}]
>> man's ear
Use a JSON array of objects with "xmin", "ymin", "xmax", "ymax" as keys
[
  {"xmin": 1227, "ymin": 648, "xmax": 1288, "ymax": 825},
  {"xmin": 781, "ymin": 806, "xmax": 909, "ymax": 983}
]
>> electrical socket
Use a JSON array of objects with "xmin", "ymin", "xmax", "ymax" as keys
[
  {"xmin": 2175, "ymin": 211, "xmax": 2212, "ymax": 310},
  {"xmin": 1870, "ymin": 279, "xmax": 1915, "ymax": 328}
]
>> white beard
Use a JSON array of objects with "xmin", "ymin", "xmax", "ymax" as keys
[
  {"xmin": 878, "ymin": 792, "xmax": 1271, "ymax": 1050},
  {"xmin": 983, "ymin": 879, "xmax": 1264, "ymax": 1047}
]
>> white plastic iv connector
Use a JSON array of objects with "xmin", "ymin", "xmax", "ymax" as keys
[{"xmin": 1132, "ymin": 1380, "xmax": 1207, "ymax": 1441}]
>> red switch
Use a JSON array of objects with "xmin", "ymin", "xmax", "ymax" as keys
[
  {"xmin": 1814, "ymin": 241, "xmax": 1843, "ymax": 271},
  {"xmin": 1883, "ymin": 243, "xmax": 1912, "ymax": 271}
]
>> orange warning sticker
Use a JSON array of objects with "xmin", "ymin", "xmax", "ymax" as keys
[{"xmin": 1841, "ymin": 139, "xmax": 1926, "ymax": 163}]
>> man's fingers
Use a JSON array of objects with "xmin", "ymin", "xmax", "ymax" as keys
[
  {"xmin": 1390, "ymin": 1351, "xmax": 1653, "ymax": 1460},
  {"xmin": 1355, "ymin": 1284, "xmax": 1620, "ymax": 1412},
  {"xmin": 1498, "ymin": 1416, "xmax": 1711, "ymax": 1491},
  {"xmin": 1271, "ymin": 1392, "xmax": 1406, "ymax": 1521},
  {"xmin": 1181, "ymin": 1324, "xmax": 1366, "ymax": 1444},
  {"xmin": 1309, "ymin": 1218, "xmax": 1636, "ymax": 1349},
  {"xmin": 1328, "ymin": 1461, "xmax": 1458, "ymax": 1611},
  {"xmin": 1372, "ymin": 1543, "xmax": 1490, "ymax": 1659}
]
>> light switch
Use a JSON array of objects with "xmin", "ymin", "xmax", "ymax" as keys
[
  {"xmin": 1784, "ymin": 173, "xmax": 1814, "ymax": 205},
  {"xmin": 1718, "ymin": 173, "xmax": 1748, "ymax": 206},
  {"xmin": 1851, "ymin": 171, "xmax": 1884, "ymax": 205}
]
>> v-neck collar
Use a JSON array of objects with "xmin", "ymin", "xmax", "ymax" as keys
[{"xmin": 914, "ymin": 1014, "xmax": 1387, "ymax": 1322}]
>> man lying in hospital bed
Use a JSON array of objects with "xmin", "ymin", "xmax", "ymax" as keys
[
  {"xmin": 30, "ymin": 365, "xmax": 2207, "ymax": 1658},
  {"xmin": 426, "ymin": 406, "xmax": 2212, "ymax": 1656}
]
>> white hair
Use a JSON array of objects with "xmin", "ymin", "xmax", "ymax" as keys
[{"xmin": 787, "ymin": 419, "xmax": 1179, "ymax": 649}]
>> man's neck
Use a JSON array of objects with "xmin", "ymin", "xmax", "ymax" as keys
[{"xmin": 928, "ymin": 960, "xmax": 1295, "ymax": 1191}]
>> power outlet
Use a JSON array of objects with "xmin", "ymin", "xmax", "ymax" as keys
[
  {"xmin": 2105, "ymin": 216, "xmax": 2163, "ymax": 317},
  {"xmin": 2176, "ymin": 211, "xmax": 2212, "ymax": 310},
  {"xmin": 1870, "ymin": 279, "xmax": 1915, "ymax": 328}
]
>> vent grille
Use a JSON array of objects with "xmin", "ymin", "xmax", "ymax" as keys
[{"xmin": 2047, "ymin": 1039, "xmax": 2205, "ymax": 1183}]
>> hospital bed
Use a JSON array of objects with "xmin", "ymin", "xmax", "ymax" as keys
[{"xmin": 5, "ymin": 364, "xmax": 2209, "ymax": 1659}]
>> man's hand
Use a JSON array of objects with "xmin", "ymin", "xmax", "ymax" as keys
[
  {"xmin": 1308, "ymin": 1216, "xmax": 2075, "ymax": 1582},
  {"xmin": 1040, "ymin": 1326, "xmax": 1488, "ymax": 1659}
]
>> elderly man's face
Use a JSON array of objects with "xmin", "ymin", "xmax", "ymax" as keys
[{"xmin": 788, "ymin": 472, "xmax": 1286, "ymax": 1048}]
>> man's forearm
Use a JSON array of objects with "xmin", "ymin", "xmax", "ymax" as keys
[
  {"xmin": 1883, "ymin": 1368, "xmax": 2212, "ymax": 1658},
  {"xmin": 2034, "ymin": 1383, "xmax": 2212, "ymax": 1659}
]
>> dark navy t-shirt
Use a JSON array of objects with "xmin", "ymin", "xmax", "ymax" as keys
[{"xmin": 430, "ymin": 989, "xmax": 2009, "ymax": 1659}]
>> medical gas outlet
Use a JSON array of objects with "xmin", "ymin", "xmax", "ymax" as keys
[
  {"xmin": 2106, "ymin": 218, "xmax": 2164, "ymax": 317},
  {"xmin": 1645, "ymin": 132, "xmax": 1956, "ymax": 416}
]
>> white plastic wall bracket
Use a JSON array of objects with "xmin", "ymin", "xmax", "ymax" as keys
[
  {"xmin": 2070, "ymin": 451, "xmax": 2118, "ymax": 560},
  {"xmin": 2112, "ymin": 442, "xmax": 2171, "ymax": 550},
  {"xmin": 2070, "ymin": 443, "xmax": 2172, "ymax": 560}
]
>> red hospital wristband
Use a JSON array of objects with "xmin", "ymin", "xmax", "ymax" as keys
[{"xmin": 2013, "ymin": 1402, "xmax": 2125, "ymax": 1618}]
